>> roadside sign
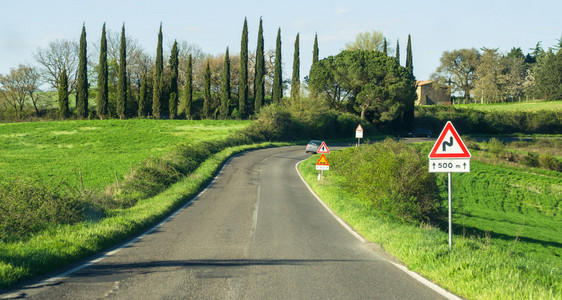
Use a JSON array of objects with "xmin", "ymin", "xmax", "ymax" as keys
[
  {"xmin": 315, "ymin": 154, "xmax": 330, "ymax": 170},
  {"xmin": 427, "ymin": 121, "xmax": 472, "ymax": 251},
  {"xmin": 317, "ymin": 142, "xmax": 330, "ymax": 154},
  {"xmin": 428, "ymin": 121, "xmax": 471, "ymax": 159},
  {"xmin": 429, "ymin": 158, "xmax": 470, "ymax": 173},
  {"xmin": 355, "ymin": 124, "xmax": 364, "ymax": 139}
]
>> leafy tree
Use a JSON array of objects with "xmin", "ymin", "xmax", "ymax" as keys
[
  {"xmin": 169, "ymin": 40, "xmax": 179, "ymax": 119},
  {"xmin": 405, "ymin": 34, "xmax": 413, "ymax": 74},
  {"xmin": 76, "ymin": 24, "xmax": 88, "ymax": 119},
  {"xmin": 116, "ymin": 24, "xmax": 127, "ymax": 119},
  {"xmin": 239, "ymin": 18, "xmax": 249, "ymax": 119},
  {"xmin": 203, "ymin": 60, "xmax": 211, "ymax": 119},
  {"xmin": 185, "ymin": 54, "xmax": 193, "ymax": 119},
  {"xmin": 431, "ymin": 48, "xmax": 480, "ymax": 103},
  {"xmin": 272, "ymin": 28, "xmax": 283, "ymax": 104},
  {"xmin": 58, "ymin": 68, "xmax": 69, "ymax": 119},
  {"xmin": 313, "ymin": 33, "xmax": 319, "ymax": 65},
  {"xmin": 383, "ymin": 38, "xmax": 387, "ymax": 55},
  {"xmin": 309, "ymin": 50, "xmax": 416, "ymax": 124},
  {"xmin": 291, "ymin": 33, "xmax": 300, "ymax": 100},
  {"xmin": 97, "ymin": 23, "xmax": 109, "ymax": 119},
  {"xmin": 345, "ymin": 31, "xmax": 385, "ymax": 51},
  {"xmin": 532, "ymin": 49, "xmax": 562, "ymax": 100},
  {"xmin": 473, "ymin": 48, "xmax": 502, "ymax": 103},
  {"xmin": 138, "ymin": 73, "xmax": 149, "ymax": 117},
  {"xmin": 220, "ymin": 48, "xmax": 231, "ymax": 119},
  {"xmin": 254, "ymin": 18, "xmax": 265, "ymax": 114},
  {"xmin": 153, "ymin": 23, "xmax": 164, "ymax": 119}
]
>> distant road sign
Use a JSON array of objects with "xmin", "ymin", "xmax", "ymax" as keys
[
  {"xmin": 355, "ymin": 125, "xmax": 363, "ymax": 139},
  {"xmin": 428, "ymin": 121, "xmax": 471, "ymax": 159},
  {"xmin": 316, "ymin": 154, "xmax": 330, "ymax": 170},
  {"xmin": 317, "ymin": 142, "xmax": 330, "ymax": 154}
]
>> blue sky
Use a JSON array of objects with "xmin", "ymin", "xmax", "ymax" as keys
[{"xmin": 1, "ymin": 0, "xmax": 561, "ymax": 84}]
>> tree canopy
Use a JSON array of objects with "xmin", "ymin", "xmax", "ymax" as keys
[{"xmin": 309, "ymin": 50, "xmax": 416, "ymax": 124}]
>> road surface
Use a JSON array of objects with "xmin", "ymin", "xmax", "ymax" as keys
[{"xmin": 3, "ymin": 146, "xmax": 454, "ymax": 299}]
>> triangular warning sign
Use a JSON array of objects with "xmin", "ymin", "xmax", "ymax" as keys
[
  {"xmin": 356, "ymin": 124, "xmax": 363, "ymax": 131},
  {"xmin": 317, "ymin": 142, "xmax": 330, "ymax": 154},
  {"xmin": 316, "ymin": 154, "xmax": 329, "ymax": 166},
  {"xmin": 429, "ymin": 121, "xmax": 471, "ymax": 158}
]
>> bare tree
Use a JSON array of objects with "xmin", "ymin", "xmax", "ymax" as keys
[
  {"xmin": 20, "ymin": 65, "xmax": 43, "ymax": 115},
  {"xmin": 345, "ymin": 30, "xmax": 386, "ymax": 51},
  {"xmin": 34, "ymin": 39, "xmax": 79, "ymax": 92},
  {"xmin": 0, "ymin": 66, "xmax": 28, "ymax": 118}
]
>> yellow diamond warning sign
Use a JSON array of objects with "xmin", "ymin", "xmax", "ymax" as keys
[{"xmin": 316, "ymin": 154, "xmax": 329, "ymax": 170}]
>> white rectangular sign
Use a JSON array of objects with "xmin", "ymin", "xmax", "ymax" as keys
[
  {"xmin": 429, "ymin": 159, "xmax": 470, "ymax": 173},
  {"xmin": 356, "ymin": 130, "xmax": 363, "ymax": 139},
  {"xmin": 316, "ymin": 165, "xmax": 329, "ymax": 171}
]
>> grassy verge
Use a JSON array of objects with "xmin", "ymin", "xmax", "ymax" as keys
[
  {"xmin": 298, "ymin": 152, "xmax": 561, "ymax": 299},
  {"xmin": 0, "ymin": 142, "xmax": 287, "ymax": 289}
]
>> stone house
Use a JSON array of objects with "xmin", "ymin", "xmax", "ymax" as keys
[{"xmin": 415, "ymin": 80, "xmax": 450, "ymax": 105}]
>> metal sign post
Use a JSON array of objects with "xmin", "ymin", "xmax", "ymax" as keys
[{"xmin": 428, "ymin": 121, "xmax": 471, "ymax": 250}]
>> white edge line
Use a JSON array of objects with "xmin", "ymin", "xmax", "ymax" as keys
[
  {"xmin": 295, "ymin": 160, "xmax": 462, "ymax": 300},
  {"xmin": 19, "ymin": 154, "xmax": 240, "ymax": 291}
]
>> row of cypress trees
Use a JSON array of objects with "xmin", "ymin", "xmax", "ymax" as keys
[
  {"xmin": 68, "ymin": 20, "xmax": 411, "ymax": 121},
  {"xmin": 66, "ymin": 18, "xmax": 315, "ymax": 120}
]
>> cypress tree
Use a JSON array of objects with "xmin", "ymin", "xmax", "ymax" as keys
[
  {"xmin": 312, "ymin": 33, "xmax": 319, "ymax": 65},
  {"xmin": 185, "ymin": 54, "xmax": 193, "ymax": 119},
  {"xmin": 153, "ymin": 23, "xmax": 163, "ymax": 119},
  {"xmin": 97, "ymin": 23, "xmax": 108, "ymax": 119},
  {"xmin": 272, "ymin": 28, "xmax": 283, "ymax": 104},
  {"xmin": 169, "ymin": 40, "xmax": 179, "ymax": 119},
  {"xmin": 116, "ymin": 24, "xmax": 127, "ymax": 119},
  {"xmin": 220, "ymin": 48, "xmax": 231, "ymax": 119},
  {"xmin": 396, "ymin": 39, "xmax": 400, "ymax": 63},
  {"xmin": 203, "ymin": 60, "xmax": 211, "ymax": 119},
  {"xmin": 406, "ymin": 34, "xmax": 413, "ymax": 74},
  {"xmin": 138, "ymin": 73, "xmax": 148, "ymax": 117},
  {"xmin": 58, "ymin": 68, "xmax": 69, "ymax": 119},
  {"xmin": 291, "ymin": 33, "xmax": 300, "ymax": 100},
  {"xmin": 383, "ymin": 38, "xmax": 387, "ymax": 55},
  {"xmin": 76, "ymin": 24, "xmax": 88, "ymax": 119},
  {"xmin": 254, "ymin": 17, "xmax": 265, "ymax": 114},
  {"xmin": 239, "ymin": 18, "xmax": 248, "ymax": 119}
]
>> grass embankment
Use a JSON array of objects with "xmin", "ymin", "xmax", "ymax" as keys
[
  {"xmin": 0, "ymin": 119, "xmax": 250, "ymax": 190},
  {"xmin": 298, "ymin": 141, "xmax": 561, "ymax": 299}
]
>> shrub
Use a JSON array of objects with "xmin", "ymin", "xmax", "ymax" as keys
[
  {"xmin": 0, "ymin": 177, "xmax": 96, "ymax": 242},
  {"xmin": 330, "ymin": 139, "xmax": 442, "ymax": 223}
]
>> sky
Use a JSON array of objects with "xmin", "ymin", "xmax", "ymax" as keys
[{"xmin": 1, "ymin": 0, "xmax": 561, "ymax": 86}]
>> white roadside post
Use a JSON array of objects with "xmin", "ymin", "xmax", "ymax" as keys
[
  {"xmin": 428, "ymin": 121, "xmax": 471, "ymax": 250},
  {"xmin": 356, "ymin": 124, "xmax": 363, "ymax": 146}
]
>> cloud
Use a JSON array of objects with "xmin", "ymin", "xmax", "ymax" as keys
[{"xmin": 336, "ymin": 6, "xmax": 349, "ymax": 15}]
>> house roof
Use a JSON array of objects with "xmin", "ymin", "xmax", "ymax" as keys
[{"xmin": 416, "ymin": 80, "xmax": 433, "ymax": 86}]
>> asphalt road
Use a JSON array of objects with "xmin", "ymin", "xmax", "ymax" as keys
[{"xmin": 3, "ymin": 146, "xmax": 453, "ymax": 299}]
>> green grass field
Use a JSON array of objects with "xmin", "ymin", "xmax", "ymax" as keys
[
  {"xmin": 0, "ymin": 119, "xmax": 250, "ymax": 190},
  {"xmin": 453, "ymin": 100, "xmax": 562, "ymax": 112},
  {"xmin": 298, "ymin": 145, "xmax": 562, "ymax": 299}
]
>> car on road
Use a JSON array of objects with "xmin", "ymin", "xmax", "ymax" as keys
[
  {"xmin": 305, "ymin": 140, "xmax": 323, "ymax": 153},
  {"xmin": 407, "ymin": 128, "xmax": 432, "ymax": 138}
]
